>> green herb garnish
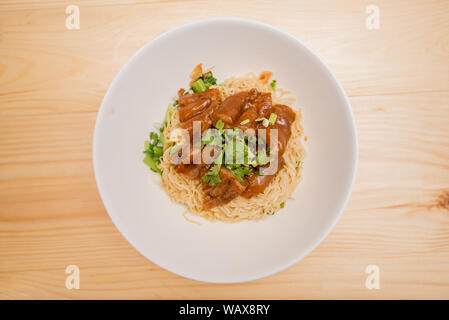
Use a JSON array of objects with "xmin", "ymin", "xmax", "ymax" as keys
[
  {"xmin": 270, "ymin": 80, "xmax": 277, "ymax": 90},
  {"xmin": 240, "ymin": 119, "xmax": 250, "ymax": 125},
  {"xmin": 203, "ymin": 163, "xmax": 222, "ymax": 186},
  {"xmin": 143, "ymin": 130, "xmax": 164, "ymax": 174},
  {"xmin": 143, "ymin": 155, "xmax": 162, "ymax": 174},
  {"xmin": 225, "ymin": 164, "xmax": 252, "ymax": 181},
  {"xmin": 192, "ymin": 78, "xmax": 207, "ymax": 93},
  {"xmin": 202, "ymin": 71, "xmax": 217, "ymax": 89}
]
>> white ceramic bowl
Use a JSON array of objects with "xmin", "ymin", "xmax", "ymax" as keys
[{"xmin": 93, "ymin": 18, "xmax": 357, "ymax": 283}]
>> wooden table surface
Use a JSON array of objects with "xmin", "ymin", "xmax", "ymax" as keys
[{"xmin": 1, "ymin": 0, "xmax": 449, "ymax": 299}]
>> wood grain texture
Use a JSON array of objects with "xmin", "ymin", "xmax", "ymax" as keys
[{"xmin": 1, "ymin": 0, "xmax": 449, "ymax": 299}]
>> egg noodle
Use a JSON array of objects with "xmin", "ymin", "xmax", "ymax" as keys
[{"xmin": 159, "ymin": 72, "xmax": 305, "ymax": 222}]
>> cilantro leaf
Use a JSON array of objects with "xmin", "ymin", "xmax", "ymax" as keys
[
  {"xmin": 225, "ymin": 164, "xmax": 252, "ymax": 181},
  {"xmin": 203, "ymin": 163, "xmax": 222, "ymax": 186}
]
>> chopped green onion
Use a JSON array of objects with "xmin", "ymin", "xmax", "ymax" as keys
[
  {"xmin": 255, "ymin": 117, "xmax": 266, "ymax": 122},
  {"xmin": 143, "ymin": 155, "xmax": 162, "ymax": 174},
  {"xmin": 192, "ymin": 78, "xmax": 207, "ymax": 93},
  {"xmin": 170, "ymin": 145, "xmax": 181, "ymax": 156},
  {"xmin": 240, "ymin": 119, "xmax": 250, "ymax": 125},
  {"xmin": 268, "ymin": 113, "xmax": 277, "ymax": 125},
  {"xmin": 144, "ymin": 127, "xmax": 165, "ymax": 175},
  {"xmin": 202, "ymin": 71, "xmax": 217, "ymax": 89},
  {"xmin": 280, "ymin": 202, "xmax": 285, "ymax": 209},
  {"xmin": 215, "ymin": 119, "xmax": 224, "ymax": 130},
  {"xmin": 270, "ymin": 80, "xmax": 277, "ymax": 90}
]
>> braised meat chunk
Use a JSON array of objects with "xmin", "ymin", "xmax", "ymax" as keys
[
  {"xmin": 211, "ymin": 91, "xmax": 247, "ymax": 127},
  {"xmin": 264, "ymin": 104, "xmax": 296, "ymax": 156},
  {"xmin": 175, "ymin": 162, "xmax": 211, "ymax": 179},
  {"xmin": 243, "ymin": 156, "xmax": 285, "ymax": 198},
  {"xmin": 178, "ymin": 88, "xmax": 222, "ymax": 135},
  {"xmin": 179, "ymin": 89, "xmax": 221, "ymax": 122},
  {"xmin": 202, "ymin": 167, "xmax": 248, "ymax": 210},
  {"xmin": 237, "ymin": 89, "xmax": 273, "ymax": 132}
]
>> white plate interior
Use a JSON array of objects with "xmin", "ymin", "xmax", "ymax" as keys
[{"xmin": 93, "ymin": 18, "xmax": 357, "ymax": 283}]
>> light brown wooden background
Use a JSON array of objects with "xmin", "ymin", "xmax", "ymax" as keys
[{"xmin": 1, "ymin": 0, "xmax": 448, "ymax": 299}]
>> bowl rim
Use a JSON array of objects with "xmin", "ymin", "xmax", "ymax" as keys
[{"xmin": 92, "ymin": 17, "xmax": 359, "ymax": 284}]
